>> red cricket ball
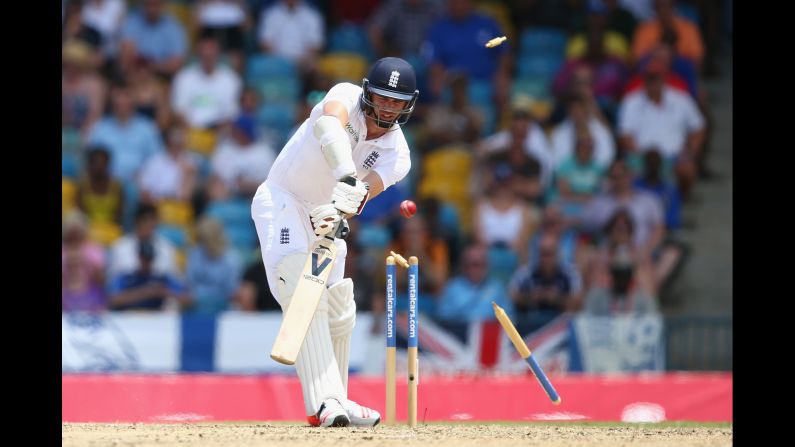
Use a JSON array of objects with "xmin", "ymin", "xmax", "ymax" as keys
[{"xmin": 400, "ymin": 200, "xmax": 417, "ymax": 218}]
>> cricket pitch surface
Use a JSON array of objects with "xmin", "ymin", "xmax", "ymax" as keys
[{"xmin": 62, "ymin": 421, "xmax": 732, "ymax": 446}]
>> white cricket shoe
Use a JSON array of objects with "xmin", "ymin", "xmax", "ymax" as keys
[
  {"xmin": 342, "ymin": 399, "xmax": 381, "ymax": 427},
  {"xmin": 307, "ymin": 398, "xmax": 350, "ymax": 427}
]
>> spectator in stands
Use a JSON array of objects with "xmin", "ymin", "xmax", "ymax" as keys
[
  {"xmin": 138, "ymin": 124, "xmax": 200, "ymax": 204},
  {"xmin": 565, "ymin": 7, "xmax": 631, "ymax": 63},
  {"xmin": 477, "ymin": 100, "xmax": 555, "ymax": 194},
  {"xmin": 474, "ymin": 161, "xmax": 538, "ymax": 265},
  {"xmin": 632, "ymin": 0, "xmax": 704, "ymax": 69},
  {"xmin": 509, "ymin": 233, "xmax": 582, "ymax": 319},
  {"xmin": 625, "ymin": 33, "xmax": 698, "ymax": 99},
  {"xmin": 196, "ymin": 0, "xmax": 249, "ymax": 73},
  {"xmin": 62, "ymin": 39, "xmax": 107, "ymax": 137},
  {"xmin": 239, "ymin": 86, "xmax": 261, "ymax": 122},
  {"xmin": 387, "ymin": 214, "xmax": 450, "ymax": 315},
  {"xmin": 579, "ymin": 158, "xmax": 683, "ymax": 287},
  {"xmin": 77, "ymin": 147, "xmax": 124, "ymax": 229},
  {"xmin": 617, "ymin": 58, "xmax": 705, "ymax": 200},
  {"xmin": 128, "ymin": 57, "xmax": 172, "ymax": 130},
  {"xmin": 234, "ymin": 251, "xmax": 280, "ymax": 311},
  {"xmin": 423, "ymin": 0, "xmax": 511, "ymax": 108},
  {"xmin": 580, "ymin": 159, "xmax": 664, "ymax": 261},
  {"xmin": 421, "ymin": 72, "xmax": 484, "ymax": 147},
  {"xmin": 582, "ymin": 208, "xmax": 658, "ymax": 315},
  {"xmin": 553, "ymin": 129, "xmax": 606, "ymax": 218},
  {"xmin": 63, "ymin": 0, "xmax": 104, "ymax": 63},
  {"xmin": 550, "ymin": 95, "xmax": 616, "ymax": 170},
  {"xmin": 185, "ymin": 217, "xmax": 242, "ymax": 314},
  {"xmin": 528, "ymin": 204, "xmax": 582, "ymax": 269},
  {"xmin": 206, "ymin": 115, "xmax": 276, "ymax": 201},
  {"xmin": 62, "ymin": 211, "xmax": 107, "ymax": 312},
  {"xmin": 436, "ymin": 243, "xmax": 512, "ymax": 322},
  {"xmin": 257, "ymin": 0, "xmax": 324, "ymax": 73},
  {"xmin": 119, "ymin": 0, "xmax": 188, "ymax": 77},
  {"xmin": 81, "ymin": 0, "xmax": 127, "ymax": 62},
  {"xmin": 171, "ymin": 31, "xmax": 242, "ymax": 131},
  {"xmin": 108, "ymin": 204, "xmax": 178, "ymax": 279},
  {"xmin": 87, "ymin": 80, "xmax": 164, "ymax": 183},
  {"xmin": 633, "ymin": 149, "xmax": 682, "ymax": 231},
  {"xmin": 108, "ymin": 239, "xmax": 191, "ymax": 311},
  {"xmin": 369, "ymin": 0, "xmax": 443, "ymax": 57}
]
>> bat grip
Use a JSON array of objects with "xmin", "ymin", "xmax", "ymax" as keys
[{"xmin": 328, "ymin": 175, "xmax": 358, "ymax": 240}]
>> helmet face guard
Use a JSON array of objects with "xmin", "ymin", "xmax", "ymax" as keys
[{"xmin": 360, "ymin": 78, "xmax": 419, "ymax": 129}]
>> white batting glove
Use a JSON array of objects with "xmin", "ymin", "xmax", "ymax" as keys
[
  {"xmin": 309, "ymin": 203, "xmax": 342, "ymax": 237},
  {"xmin": 332, "ymin": 178, "xmax": 369, "ymax": 215}
]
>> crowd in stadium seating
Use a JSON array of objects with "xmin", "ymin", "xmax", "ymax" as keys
[{"xmin": 62, "ymin": 0, "xmax": 727, "ymax": 330}]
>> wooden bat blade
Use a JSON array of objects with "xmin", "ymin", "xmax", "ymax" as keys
[{"xmin": 270, "ymin": 239, "xmax": 338, "ymax": 365}]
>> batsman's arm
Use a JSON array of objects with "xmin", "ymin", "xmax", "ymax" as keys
[{"xmin": 314, "ymin": 101, "xmax": 355, "ymax": 180}]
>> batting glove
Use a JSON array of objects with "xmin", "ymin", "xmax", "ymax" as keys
[
  {"xmin": 310, "ymin": 203, "xmax": 342, "ymax": 237},
  {"xmin": 332, "ymin": 178, "xmax": 369, "ymax": 215}
]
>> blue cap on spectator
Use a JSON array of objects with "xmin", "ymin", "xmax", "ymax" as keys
[{"xmin": 233, "ymin": 115, "xmax": 257, "ymax": 141}]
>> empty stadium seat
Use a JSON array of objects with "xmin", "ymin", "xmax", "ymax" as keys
[
  {"xmin": 511, "ymin": 76, "xmax": 552, "ymax": 100},
  {"xmin": 186, "ymin": 128, "xmax": 218, "ymax": 156},
  {"xmin": 519, "ymin": 27, "xmax": 568, "ymax": 56},
  {"xmin": 417, "ymin": 146, "xmax": 475, "ymax": 234},
  {"xmin": 516, "ymin": 54, "xmax": 564, "ymax": 79},
  {"xmin": 157, "ymin": 199, "xmax": 195, "ymax": 228},
  {"xmin": 251, "ymin": 77, "xmax": 301, "ymax": 104},
  {"xmin": 63, "ymin": 177, "xmax": 77, "ymax": 216},
  {"xmin": 63, "ymin": 152, "xmax": 80, "ymax": 179},
  {"xmin": 205, "ymin": 198, "xmax": 252, "ymax": 228},
  {"xmin": 318, "ymin": 52, "xmax": 368, "ymax": 83},
  {"xmin": 328, "ymin": 24, "xmax": 373, "ymax": 60},
  {"xmin": 487, "ymin": 244, "xmax": 519, "ymax": 284},
  {"xmin": 157, "ymin": 224, "xmax": 190, "ymax": 249},
  {"xmin": 257, "ymin": 103, "xmax": 296, "ymax": 145},
  {"xmin": 245, "ymin": 54, "xmax": 297, "ymax": 82}
]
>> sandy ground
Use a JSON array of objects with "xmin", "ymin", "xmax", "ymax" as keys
[{"xmin": 62, "ymin": 422, "xmax": 732, "ymax": 447}]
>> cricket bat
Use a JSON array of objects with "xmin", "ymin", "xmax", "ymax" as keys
[{"xmin": 270, "ymin": 176, "xmax": 356, "ymax": 366}]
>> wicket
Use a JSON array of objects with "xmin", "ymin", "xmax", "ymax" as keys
[{"xmin": 385, "ymin": 253, "xmax": 419, "ymax": 427}]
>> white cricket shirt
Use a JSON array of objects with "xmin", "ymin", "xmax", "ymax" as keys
[{"xmin": 266, "ymin": 83, "xmax": 412, "ymax": 210}]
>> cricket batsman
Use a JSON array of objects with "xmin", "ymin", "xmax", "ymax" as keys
[{"xmin": 251, "ymin": 57, "xmax": 419, "ymax": 427}]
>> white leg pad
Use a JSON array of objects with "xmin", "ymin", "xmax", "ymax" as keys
[
  {"xmin": 277, "ymin": 253, "xmax": 346, "ymax": 416},
  {"xmin": 327, "ymin": 278, "xmax": 356, "ymax": 394}
]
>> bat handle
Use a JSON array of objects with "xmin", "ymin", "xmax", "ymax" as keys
[{"xmin": 327, "ymin": 175, "xmax": 358, "ymax": 240}]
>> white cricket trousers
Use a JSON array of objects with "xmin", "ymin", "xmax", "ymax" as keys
[{"xmin": 250, "ymin": 180, "xmax": 348, "ymax": 416}]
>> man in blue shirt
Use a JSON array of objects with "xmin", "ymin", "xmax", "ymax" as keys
[
  {"xmin": 120, "ymin": 0, "xmax": 188, "ymax": 77},
  {"xmin": 422, "ymin": 0, "xmax": 511, "ymax": 106},
  {"xmin": 436, "ymin": 244, "xmax": 513, "ymax": 322},
  {"xmin": 87, "ymin": 81, "xmax": 164, "ymax": 183},
  {"xmin": 108, "ymin": 240, "xmax": 190, "ymax": 311}
]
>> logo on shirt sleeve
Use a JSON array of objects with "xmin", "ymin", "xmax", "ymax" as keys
[
  {"xmin": 363, "ymin": 151, "xmax": 380, "ymax": 170},
  {"xmin": 279, "ymin": 228, "xmax": 290, "ymax": 245}
]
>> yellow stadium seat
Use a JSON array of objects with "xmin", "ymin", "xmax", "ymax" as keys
[
  {"xmin": 166, "ymin": 2, "xmax": 196, "ymax": 49},
  {"xmin": 187, "ymin": 128, "xmax": 217, "ymax": 156},
  {"xmin": 417, "ymin": 146, "xmax": 475, "ymax": 234},
  {"xmin": 63, "ymin": 177, "xmax": 77, "ymax": 216},
  {"xmin": 89, "ymin": 220, "xmax": 123, "ymax": 246},
  {"xmin": 318, "ymin": 52, "xmax": 368, "ymax": 83},
  {"xmin": 566, "ymin": 32, "xmax": 630, "ymax": 61},
  {"xmin": 175, "ymin": 248, "xmax": 187, "ymax": 273},
  {"xmin": 157, "ymin": 199, "xmax": 194, "ymax": 228}
]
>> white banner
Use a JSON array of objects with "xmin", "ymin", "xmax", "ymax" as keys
[
  {"xmin": 570, "ymin": 315, "xmax": 665, "ymax": 372},
  {"xmin": 214, "ymin": 312, "xmax": 375, "ymax": 373},
  {"xmin": 62, "ymin": 312, "xmax": 180, "ymax": 372}
]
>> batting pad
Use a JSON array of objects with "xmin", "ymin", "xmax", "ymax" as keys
[
  {"xmin": 276, "ymin": 252, "xmax": 346, "ymax": 415},
  {"xmin": 327, "ymin": 279, "xmax": 356, "ymax": 394}
]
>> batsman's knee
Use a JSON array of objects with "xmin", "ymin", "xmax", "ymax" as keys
[{"xmin": 327, "ymin": 278, "xmax": 356, "ymax": 338}]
